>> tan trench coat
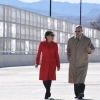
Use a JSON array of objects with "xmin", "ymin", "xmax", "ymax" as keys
[{"xmin": 67, "ymin": 34, "xmax": 95, "ymax": 84}]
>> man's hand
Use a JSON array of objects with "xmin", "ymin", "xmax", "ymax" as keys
[
  {"xmin": 57, "ymin": 67, "xmax": 60, "ymax": 71},
  {"xmin": 35, "ymin": 64, "xmax": 38, "ymax": 68},
  {"xmin": 87, "ymin": 46, "xmax": 91, "ymax": 53}
]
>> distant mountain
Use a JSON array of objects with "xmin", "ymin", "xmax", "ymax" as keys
[
  {"xmin": 0, "ymin": 0, "xmax": 100, "ymax": 16},
  {"xmin": 58, "ymin": 16, "xmax": 97, "ymax": 28},
  {"xmin": 86, "ymin": 9, "xmax": 100, "ymax": 16}
]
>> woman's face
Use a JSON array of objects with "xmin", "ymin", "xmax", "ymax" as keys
[{"xmin": 46, "ymin": 35, "xmax": 54, "ymax": 42}]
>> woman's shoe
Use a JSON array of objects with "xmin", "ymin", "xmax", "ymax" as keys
[
  {"xmin": 44, "ymin": 92, "xmax": 48, "ymax": 99},
  {"xmin": 44, "ymin": 97, "xmax": 48, "ymax": 99},
  {"xmin": 75, "ymin": 96, "xmax": 78, "ymax": 98},
  {"xmin": 48, "ymin": 92, "xmax": 51, "ymax": 97}
]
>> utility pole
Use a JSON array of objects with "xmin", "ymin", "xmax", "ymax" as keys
[
  {"xmin": 80, "ymin": 0, "xmax": 82, "ymax": 25},
  {"xmin": 50, "ymin": 0, "xmax": 52, "ymax": 17}
]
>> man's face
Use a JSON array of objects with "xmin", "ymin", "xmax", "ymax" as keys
[{"xmin": 75, "ymin": 27, "xmax": 83, "ymax": 37}]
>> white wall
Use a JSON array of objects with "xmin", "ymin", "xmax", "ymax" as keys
[{"xmin": 0, "ymin": 54, "xmax": 99, "ymax": 67}]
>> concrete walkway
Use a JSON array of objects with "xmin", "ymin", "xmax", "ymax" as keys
[{"xmin": 0, "ymin": 63, "xmax": 100, "ymax": 100}]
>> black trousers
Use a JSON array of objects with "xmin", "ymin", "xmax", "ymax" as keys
[
  {"xmin": 74, "ymin": 83, "xmax": 85, "ymax": 97},
  {"xmin": 43, "ymin": 80, "xmax": 52, "ymax": 92}
]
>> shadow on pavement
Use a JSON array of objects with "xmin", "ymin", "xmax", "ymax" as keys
[
  {"xmin": 49, "ymin": 98, "xmax": 94, "ymax": 100},
  {"xmin": 80, "ymin": 99, "xmax": 93, "ymax": 100}
]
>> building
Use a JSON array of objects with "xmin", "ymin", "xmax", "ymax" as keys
[{"xmin": 0, "ymin": 4, "xmax": 100, "ymax": 67}]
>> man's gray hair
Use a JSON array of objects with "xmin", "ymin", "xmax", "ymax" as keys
[{"xmin": 76, "ymin": 25, "xmax": 83, "ymax": 29}]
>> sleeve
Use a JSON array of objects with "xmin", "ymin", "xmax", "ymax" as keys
[
  {"xmin": 66, "ymin": 40, "xmax": 71, "ymax": 62},
  {"xmin": 55, "ymin": 43, "xmax": 60, "ymax": 68},
  {"xmin": 35, "ymin": 42, "xmax": 42, "ymax": 65}
]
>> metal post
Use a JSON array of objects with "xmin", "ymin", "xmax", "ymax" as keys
[
  {"xmin": 80, "ymin": 0, "xmax": 82, "ymax": 25},
  {"xmin": 50, "ymin": 0, "xmax": 52, "ymax": 17}
]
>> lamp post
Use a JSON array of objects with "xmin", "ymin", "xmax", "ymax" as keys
[
  {"xmin": 50, "ymin": 0, "xmax": 52, "ymax": 17},
  {"xmin": 80, "ymin": 0, "xmax": 82, "ymax": 25}
]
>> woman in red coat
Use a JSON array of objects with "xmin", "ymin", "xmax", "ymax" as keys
[{"xmin": 35, "ymin": 30, "xmax": 60, "ymax": 99}]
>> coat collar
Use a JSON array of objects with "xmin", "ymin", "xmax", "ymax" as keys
[
  {"xmin": 74, "ymin": 34, "xmax": 85, "ymax": 47},
  {"xmin": 44, "ymin": 40, "xmax": 53, "ymax": 48},
  {"xmin": 74, "ymin": 33, "xmax": 84, "ymax": 40},
  {"xmin": 44, "ymin": 40, "xmax": 53, "ymax": 44}
]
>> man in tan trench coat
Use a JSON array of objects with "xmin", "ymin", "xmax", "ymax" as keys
[{"xmin": 67, "ymin": 25, "xmax": 95, "ymax": 99}]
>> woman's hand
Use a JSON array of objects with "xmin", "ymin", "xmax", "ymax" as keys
[
  {"xmin": 35, "ymin": 64, "xmax": 38, "ymax": 68},
  {"xmin": 57, "ymin": 67, "xmax": 60, "ymax": 71}
]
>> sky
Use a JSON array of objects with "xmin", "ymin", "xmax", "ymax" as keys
[{"xmin": 19, "ymin": 0, "xmax": 100, "ymax": 4}]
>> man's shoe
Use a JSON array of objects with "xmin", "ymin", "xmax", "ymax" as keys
[{"xmin": 78, "ymin": 93, "xmax": 84, "ymax": 99}]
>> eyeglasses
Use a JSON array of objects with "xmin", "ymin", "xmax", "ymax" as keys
[
  {"xmin": 50, "ymin": 35, "xmax": 54, "ymax": 36},
  {"xmin": 75, "ymin": 31, "xmax": 81, "ymax": 33}
]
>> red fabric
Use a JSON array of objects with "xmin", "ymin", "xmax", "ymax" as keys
[{"xmin": 35, "ymin": 40, "xmax": 60, "ymax": 80}]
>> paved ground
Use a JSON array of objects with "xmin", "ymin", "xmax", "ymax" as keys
[{"xmin": 0, "ymin": 63, "xmax": 100, "ymax": 100}]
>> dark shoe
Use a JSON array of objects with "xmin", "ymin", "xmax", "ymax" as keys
[
  {"xmin": 44, "ymin": 97, "xmax": 48, "ymax": 99},
  {"xmin": 75, "ymin": 96, "xmax": 78, "ymax": 98},
  {"xmin": 78, "ymin": 93, "xmax": 84, "ymax": 99},
  {"xmin": 48, "ymin": 92, "xmax": 51, "ymax": 97},
  {"xmin": 44, "ymin": 92, "xmax": 48, "ymax": 99}
]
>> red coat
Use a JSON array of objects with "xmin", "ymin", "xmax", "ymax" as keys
[{"xmin": 35, "ymin": 40, "xmax": 60, "ymax": 81}]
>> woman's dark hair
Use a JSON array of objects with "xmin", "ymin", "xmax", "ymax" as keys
[{"xmin": 45, "ymin": 30, "xmax": 54, "ymax": 40}]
